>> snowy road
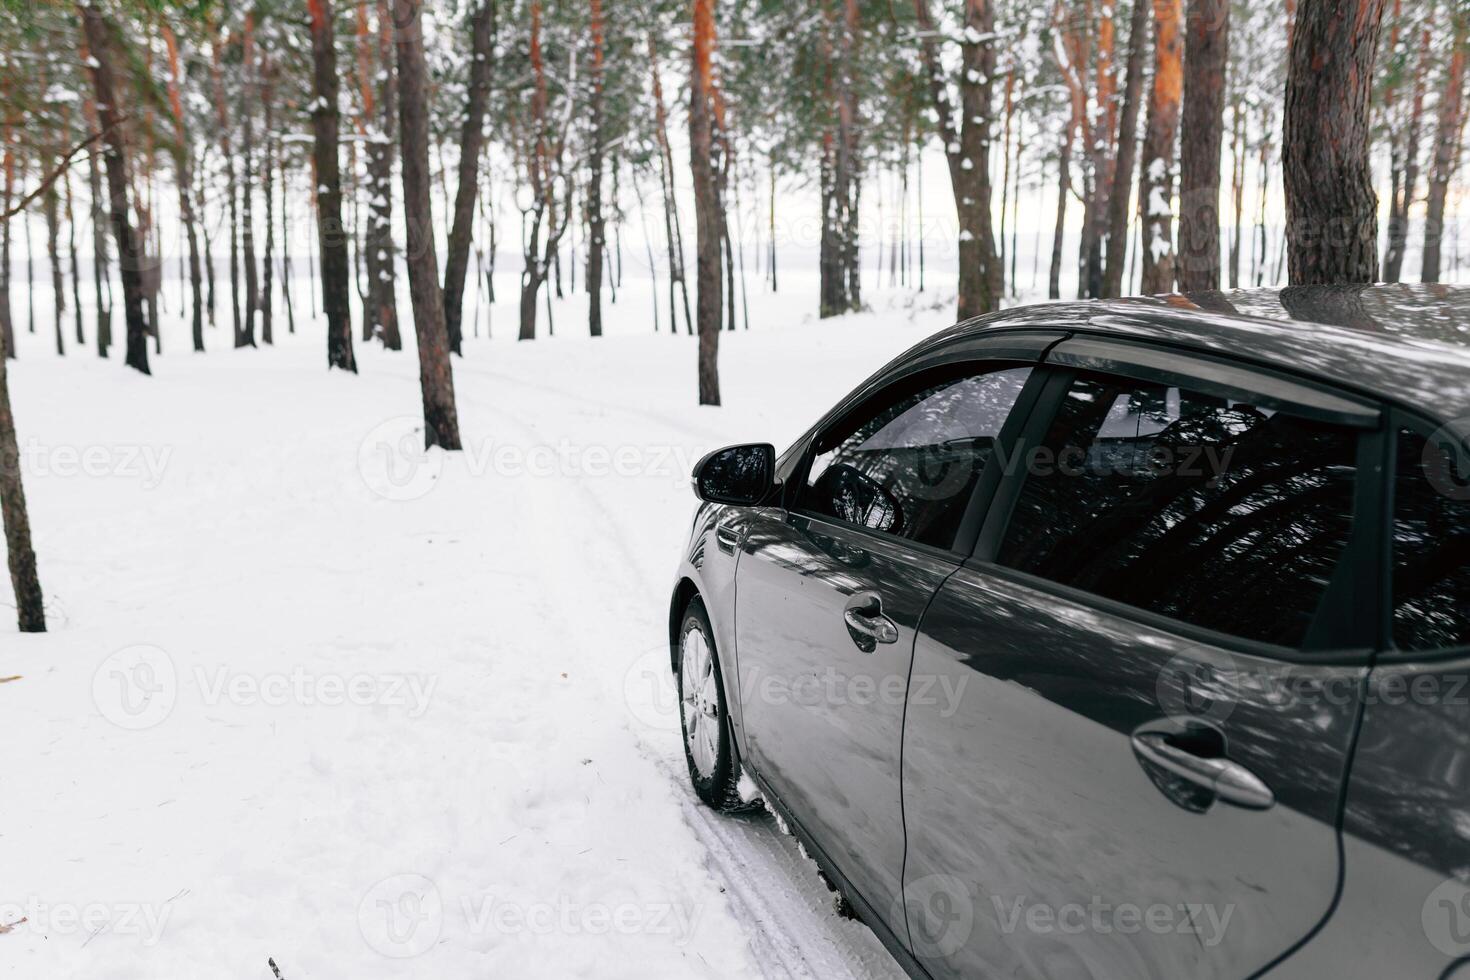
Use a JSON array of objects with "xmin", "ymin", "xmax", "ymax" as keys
[{"xmin": 0, "ymin": 298, "xmax": 928, "ymax": 979}]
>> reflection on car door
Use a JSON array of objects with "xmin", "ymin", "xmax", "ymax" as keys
[
  {"xmin": 735, "ymin": 362, "xmax": 1036, "ymax": 935},
  {"xmin": 902, "ymin": 358, "xmax": 1379, "ymax": 979}
]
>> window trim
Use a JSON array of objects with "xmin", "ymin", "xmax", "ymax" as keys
[
  {"xmin": 969, "ymin": 352, "xmax": 1384, "ymax": 663},
  {"xmin": 786, "ymin": 341, "xmax": 1061, "ymax": 558}
]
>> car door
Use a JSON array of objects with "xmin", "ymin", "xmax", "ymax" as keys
[
  {"xmin": 901, "ymin": 339, "xmax": 1382, "ymax": 979},
  {"xmin": 734, "ymin": 338, "xmax": 1054, "ymax": 937}
]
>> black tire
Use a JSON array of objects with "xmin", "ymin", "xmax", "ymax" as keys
[{"xmin": 677, "ymin": 596, "xmax": 759, "ymax": 813}]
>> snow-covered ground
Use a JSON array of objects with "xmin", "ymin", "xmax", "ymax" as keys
[{"xmin": 0, "ymin": 272, "xmax": 941, "ymax": 979}]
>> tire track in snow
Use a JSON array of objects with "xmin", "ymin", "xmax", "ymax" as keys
[{"xmin": 459, "ymin": 384, "xmax": 905, "ymax": 980}]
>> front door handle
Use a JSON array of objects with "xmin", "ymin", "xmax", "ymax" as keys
[
  {"xmin": 843, "ymin": 591, "xmax": 899, "ymax": 651},
  {"xmin": 1131, "ymin": 731, "xmax": 1275, "ymax": 810}
]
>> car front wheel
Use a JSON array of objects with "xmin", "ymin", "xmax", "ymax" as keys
[{"xmin": 678, "ymin": 597, "xmax": 756, "ymax": 813}]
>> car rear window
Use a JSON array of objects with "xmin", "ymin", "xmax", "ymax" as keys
[
  {"xmin": 996, "ymin": 372, "xmax": 1359, "ymax": 647},
  {"xmin": 1392, "ymin": 425, "xmax": 1470, "ymax": 651}
]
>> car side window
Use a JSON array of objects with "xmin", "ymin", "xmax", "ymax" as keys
[
  {"xmin": 996, "ymin": 371, "xmax": 1359, "ymax": 648},
  {"xmin": 1392, "ymin": 425, "xmax": 1470, "ymax": 651},
  {"xmin": 801, "ymin": 366, "xmax": 1032, "ymax": 551}
]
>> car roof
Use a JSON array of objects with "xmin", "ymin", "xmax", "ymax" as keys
[{"xmin": 925, "ymin": 283, "xmax": 1470, "ymax": 423}]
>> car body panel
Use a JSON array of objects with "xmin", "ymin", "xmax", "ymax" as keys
[
  {"xmin": 735, "ymin": 510, "xmax": 957, "ymax": 937},
  {"xmin": 904, "ymin": 565, "xmax": 1364, "ymax": 979}
]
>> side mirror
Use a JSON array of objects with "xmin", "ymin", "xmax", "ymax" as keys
[{"xmin": 693, "ymin": 443, "xmax": 776, "ymax": 505}]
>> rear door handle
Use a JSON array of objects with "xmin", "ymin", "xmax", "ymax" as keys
[
  {"xmin": 1131, "ymin": 731, "xmax": 1275, "ymax": 810},
  {"xmin": 843, "ymin": 591, "xmax": 899, "ymax": 650}
]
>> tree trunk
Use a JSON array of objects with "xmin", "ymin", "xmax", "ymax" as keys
[
  {"xmin": 649, "ymin": 36, "xmax": 694, "ymax": 335},
  {"xmin": 1086, "ymin": 0, "xmax": 1120, "ymax": 299},
  {"xmin": 1139, "ymin": 0, "xmax": 1183, "ymax": 295},
  {"xmin": 444, "ymin": 0, "xmax": 496, "ymax": 353},
  {"xmin": 0, "ymin": 127, "xmax": 12, "ymax": 360},
  {"xmin": 307, "ymin": 0, "xmax": 358, "ymax": 371},
  {"xmin": 240, "ymin": 13, "xmax": 260, "ymax": 346},
  {"xmin": 1177, "ymin": 0, "xmax": 1229, "ymax": 292},
  {"xmin": 395, "ymin": 0, "xmax": 463, "ymax": 448},
  {"xmin": 364, "ymin": 0, "xmax": 401, "ymax": 350},
  {"xmin": 163, "ymin": 22, "xmax": 205, "ymax": 353},
  {"xmin": 587, "ymin": 0, "xmax": 606, "ymax": 337},
  {"xmin": 1101, "ymin": 0, "xmax": 1151, "ymax": 298},
  {"xmin": 1384, "ymin": 14, "xmax": 1433, "ymax": 283},
  {"xmin": 1284, "ymin": 0, "xmax": 1391, "ymax": 285},
  {"xmin": 261, "ymin": 67, "xmax": 276, "ymax": 347},
  {"xmin": 82, "ymin": 98, "xmax": 111, "ymax": 356},
  {"xmin": 691, "ymin": 0, "xmax": 722, "ymax": 405},
  {"xmin": 80, "ymin": 4, "xmax": 150, "ymax": 375},
  {"xmin": 915, "ymin": 0, "xmax": 1002, "ymax": 320},
  {"xmin": 1049, "ymin": 118, "xmax": 1074, "ymax": 300},
  {"xmin": 212, "ymin": 37, "xmax": 243, "ymax": 347},
  {"xmin": 1423, "ymin": 6, "xmax": 1468, "ymax": 283},
  {"xmin": 0, "ymin": 315, "xmax": 43, "ymax": 632},
  {"xmin": 42, "ymin": 143, "xmax": 64, "ymax": 355}
]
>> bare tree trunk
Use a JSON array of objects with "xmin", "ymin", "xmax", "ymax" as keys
[
  {"xmin": 261, "ymin": 65, "xmax": 276, "ymax": 346},
  {"xmin": 42, "ymin": 143, "xmax": 64, "ymax": 355},
  {"xmin": 364, "ymin": 0, "xmax": 401, "ymax": 350},
  {"xmin": 691, "ymin": 0, "xmax": 722, "ymax": 404},
  {"xmin": 80, "ymin": 4, "xmax": 150, "ymax": 374},
  {"xmin": 444, "ymin": 0, "xmax": 496, "ymax": 353},
  {"xmin": 163, "ymin": 22, "xmax": 205, "ymax": 353},
  {"xmin": 1284, "ymin": 0, "xmax": 1390, "ymax": 284},
  {"xmin": 83, "ymin": 99, "xmax": 111, "ymax": 356},
  {"xmin": 1086, "ymin": 0, "xmax": 1120, "ymax": 299},
  {"xmin": 587, "ymin": 0, "xmax": 606, "ymax": 337},
  {"xmin": 1423, "ymin": 6, "xmax": 1468, "ymax": 283},
  {"xmin": 212, "ymin": 37, "xmax": 243, "ymax": 347},
  {"xmin": 240, "ymin": 14, "xmax": 260, "ymax": 346},
  {"xmin": 1177, "ymin": 0, "xmax": 1229, "ymax": 292},
  {"xmin": 307, "ymin": 0, "xmax": 358, "ymax": 371},
  {"xmin": 915, "ymin": 0, "xmax": 1002, "ymax": 320},
  {"xmin": 1049, "ymin": 123, "xmax": 1073, "ymax": 300},
  {"xmin": 649, "ymin": 36, "xmax": 694, "ymax": 335},
  {"xmin": 396, "ymin": 0, "xmax": 463, "ymax": 448},
  {"xmin": 1101, "ymin": 0, "xmax": 1151, "ymax": 297},
  {"xmin": 0, "ymin": 127, "xmax": 12, "ymax": 360},
  {"xmin": 0, "ymin": 315, "xmax": 43, "ymax": 632},
  {"xmin": 1384, "ymin": 12, "xmax": 1433, "ymax": 283},
  {"xmin": 1139, "ymin": 0, "xmax": 1183, "ymax": 294}
]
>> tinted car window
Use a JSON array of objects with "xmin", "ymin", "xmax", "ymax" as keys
[
  {"xmin": 1393, "ymin": 426, "xmax": 1470, "ymax": 650},
  {"xmin": 803, "ymin": 366, "xmax": 1032, "ymax": 550},
  {"xmin": 997, "ymin": 372, "xmax": 1359, "ymax": 647}
]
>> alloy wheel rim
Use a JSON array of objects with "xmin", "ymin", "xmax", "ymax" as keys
[{"xmin": 681, "ymin": 625, "xmax": 720, "ymax": 778}]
